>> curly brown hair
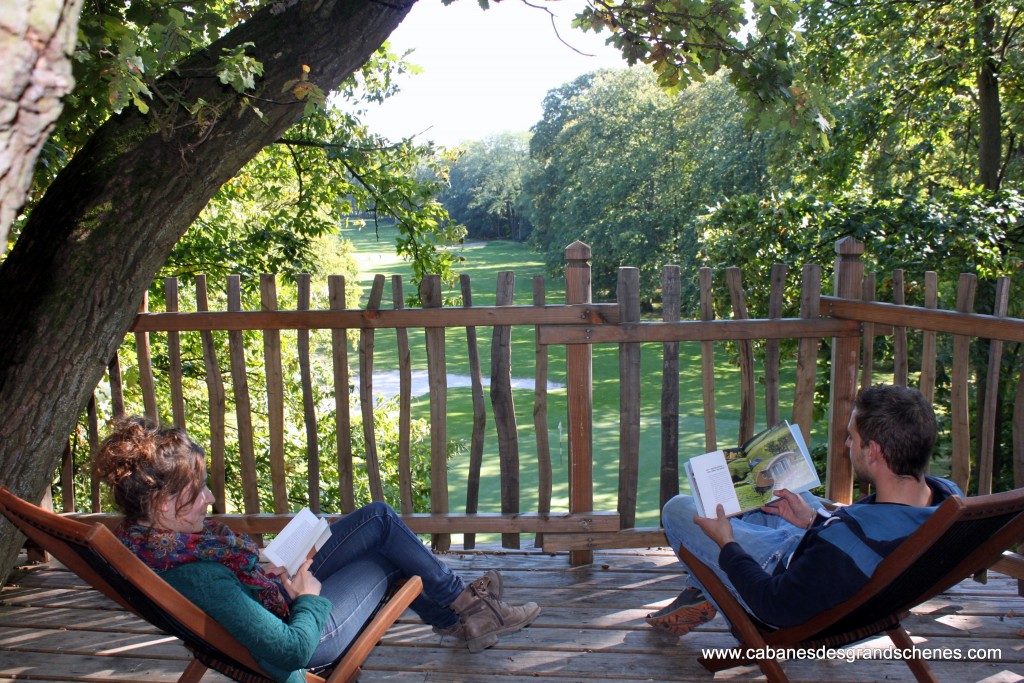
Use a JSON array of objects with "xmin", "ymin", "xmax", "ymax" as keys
[{"xmin": 93, "ymin": 416, "xmax": 207, "ymax": 525}]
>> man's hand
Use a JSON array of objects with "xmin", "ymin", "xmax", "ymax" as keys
[
  {"xmin": 761, "ymin": 488, "xmax": 815, "ymax": 529},
  {"xmin": 694, "ymin": 504, "xmax": 736, "ymax": 548}
]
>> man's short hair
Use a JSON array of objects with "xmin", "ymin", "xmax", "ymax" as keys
[{"xmin": 854, "ymin": 385, "xmax": 936, "ymax": 479}]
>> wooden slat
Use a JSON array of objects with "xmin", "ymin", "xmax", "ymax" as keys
[
  {"xmin": 660, "ymin": 265, "xmax": 681, "ymax": 509},
  {"xmin": 823, "ymin": 296, "xmax": 1024, "ymax": 342},
  {"xmin": 131, "ymin": 304, "xmax": 621, "ymax": 332},
  {"xmin": 461, "ymin": 274, "xmax": 485, "ymax": 549},
  {"xmin": 791, "ymin": 264, "xmax": 821, "ymax": 446},
  {"xmin": 565, "ymin": 241, "xmax": 594, "ymax": 566},
  {"xmin": 764, "ymin": 263, "xmax": 786, "ymax": 426},
  {"xmin": 826, "ymin": 237, "xmax": 865, "ymax": 505},
  {"xmin": 164, "ymin": 278, "xmax": 185, "ymax": 428},
  {"xmin": 726, "ymin": 267, "xmax": 755, "ymax": 444},
  {"xmin": 394, "ymin": 276, "xmax": 414, "ymax": 516},
  {"xmin": 60, "ymin": 439, "xmax": 74, "ymax": 514},
  {"xmin": 698, "ymin": 268, "xmax": 716, "ymax": 452},
  {"xmin": 226, "ymin": 275, "xmax": 260, "ymax": 515},
  {"xmin": 87, "ymin": 395, "xmax": 100, "ymax": 512},
  {"xmin": 990, "ymin": 550, "xmax": 1024, "ymax": 580},
  {"xmin": 421, "ymin": 275, "xmax": 450, "ymax": 551},
  {"xmin": 538, "ymin": 317, "xmax": 860, "ymax": 345},
  {"xmin": 617, "ymin": 267, "xmax": 641, "ymax": 531},
  {"xmin": 860, "ymin": 272, "xmax": 876, "ymax": 392},
  {"xmin": 107, "ymin": 352, "xmax": 125, "ymax": 419},
  {"xmin": 892, "ymin": 269, "xmax": 908, "ymax": 386},
  {"xmin": 297, "ymin": 274, "xmax": 319, "ymax": 513},
  {"xmin": 979, "ymin": 277, "xmax": 1010, "ymax": 497},
  {"xmin": 260, "ymin": 274, "xmax": 288, "ymax": 514},
  {"xmin": 196, "ymin": 275, "xmax": 227, "ymax": 514},
  {"xmin": 919, "ymin": 271, "xmax": 939, "ymax": 402},
  {"xmin": 533, "ymin": 276, "xmax": 552, "ymax": 548},
  {"xmin": 328, "ymin": 275, "xmax": 355, "ymax": 514},
  {"xmin": 543, "ymin": 527, "xmax": 667, "ymax": 552},
  {"xmin": 492, "ymin": 271, "xmax": 521, "ymax": 549},
  {"xmin": 1016, "ymin": 331, "xmax": 1024, "ymax": 490},
  {"xmin": 134, "ymin": 292, "xmax": 158, "ymax": 425},
  {"xmin": 360, "ymin": 275, "xmax": 386, "ymax": 503},
  {"xmin": 952, "ymin": 273, "xmax": 977, "ymax": 492}
]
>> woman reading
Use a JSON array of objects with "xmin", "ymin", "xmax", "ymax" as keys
[{"xmin": 95, "ymin": 417, "xmax": 539, "ymax": 682}]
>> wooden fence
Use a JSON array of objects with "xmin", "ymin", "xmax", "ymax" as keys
[{"xmin": 60, "ymin": 237, "xmax": 1024, "ymax": 566}]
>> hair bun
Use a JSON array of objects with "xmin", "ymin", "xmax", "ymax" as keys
[{"xmin": 94, "ymin": 417, "xmax": 159, "ymax": 487}]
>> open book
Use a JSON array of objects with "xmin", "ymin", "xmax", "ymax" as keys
[
  {"xmin": 685, "ymin": 421, "xmax": 820, "ymax": 517},
  {"xmin": 259, "ymin": 507, "xmax": 332, "ymax": 577}
]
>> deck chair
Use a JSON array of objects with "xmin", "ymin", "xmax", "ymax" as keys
[
  {"xmin": 677, "ymin": 487, "xmax": 1024, "ymax": 683},
  {"xmin": 0, "ymin": 486, "xmax": 422, "ymax": 683}
]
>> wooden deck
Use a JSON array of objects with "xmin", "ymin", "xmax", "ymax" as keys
[{"xmin": 1, "ymin": 545, "xmax": 1024, "ymax": 683}]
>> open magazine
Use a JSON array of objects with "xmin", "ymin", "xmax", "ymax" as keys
[
  {"xmin": 259, "ymin": 507, "xmax": 331, "ymax": 577},
  {"xmin": 685, "ymin": 421, "xmax": 820, "ymax": 517}
]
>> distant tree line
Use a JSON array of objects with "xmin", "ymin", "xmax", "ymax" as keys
[{"xmin": 436, "ymin": 68, "xmax": 770, "ymax": 307}]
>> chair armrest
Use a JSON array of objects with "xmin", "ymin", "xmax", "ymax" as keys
[{"xmin": 323, "ymin": 575, "xmax": 423, "ymax": 683}]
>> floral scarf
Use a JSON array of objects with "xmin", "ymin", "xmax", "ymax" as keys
[{"xmin": 116, "ymin": 519, "xmax": 290, "ymax": 618}]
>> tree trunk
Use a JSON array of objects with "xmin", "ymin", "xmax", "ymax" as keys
[
  {"xmin": 0, "ymin": 0, "xmax": 414, "ymax": 583},
  {"xmin": 975, "ymin": 0, "xmax": 1001, "ymax": 191},
  {"xmin": 0, "ymin": 0, "xmax": 84, "ymax": 249}
]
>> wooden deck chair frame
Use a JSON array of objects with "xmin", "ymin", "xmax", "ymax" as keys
[
  {"xmin": 0, "ymin": 486, "xmax": 423, "ymax": 683},
  {"xmin": 677, "ymin": 487, "xmax": 1024, "ymax": 683}
]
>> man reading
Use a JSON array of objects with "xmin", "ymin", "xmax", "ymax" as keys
[{"xmin": 648, "ymin": 384, "xmax": 962, "ymax": 634}]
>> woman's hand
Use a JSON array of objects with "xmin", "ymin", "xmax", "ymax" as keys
[
  {"xmin": 761, "ymin": 488, "xmax": 816, "ymax": 529},
  {"xmin": 279, "ymin": 558, "xmax": 322, "ymax": 599},
  {"xmin": 694, "ymin": 504, "xmax": 736, "ymax": 548}
]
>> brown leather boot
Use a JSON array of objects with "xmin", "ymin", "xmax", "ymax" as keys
[
  {"xmin": 450, "ymin": 574, "xmax": 540, "ymax": 653},
  {"xmin": 433, "ymin": 570, "xmax": 504, "ymax": 638}
]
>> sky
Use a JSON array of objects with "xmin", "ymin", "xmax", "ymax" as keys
[{"xmin": 357, "ymin": 0, "xmax": 630, "ymax": 147}]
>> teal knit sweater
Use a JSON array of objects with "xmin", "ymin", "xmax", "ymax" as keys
[{"xmin": 160, "ymin": 561, "xmax": 331, "ymax": 683}]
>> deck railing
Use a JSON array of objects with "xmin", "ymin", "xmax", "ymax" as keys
[{"xmin": 59, "ymin": 237, "xmax": 1024, "ymax": 566}]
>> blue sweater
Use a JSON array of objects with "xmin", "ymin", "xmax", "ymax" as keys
[
  {"xmin": 160, "ymin": 561, "xmax": 332, "ymax": 683},
  {"xmin": 719, "ymin": 475, "xmax": 961, "ymax": 627}
]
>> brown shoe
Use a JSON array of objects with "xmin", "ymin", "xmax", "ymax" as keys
[
  {"xmin": 645, "ymin": 588, "xmax": 717, "ymax": 636},
  {"xmin": 433, "ymin": 571, "xmax": 504, "ymax": 639},
  {"xmin": 450, "ymin": 574, "xmax": 540, "ymax": 653}
]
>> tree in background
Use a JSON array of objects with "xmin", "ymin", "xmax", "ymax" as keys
[
  {"xmin": 438, "ymin": 133, "xmax": 536, "ymax": 241},
  {"xmin": 577, "ymin": 0, "xmax": 1021, "ymax": 191},
  {"xmin": 525, "ymin": 68, "xmax": 769, "ymax": 307}
]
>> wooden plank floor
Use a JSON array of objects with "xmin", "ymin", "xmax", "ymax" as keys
[{"xmin": 2, "ymin": 544, "xmax": 1024, "ymax": 682}]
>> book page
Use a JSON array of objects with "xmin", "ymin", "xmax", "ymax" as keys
[
  {"xmin": 733, "ymin": 421, "xmax": 821, "ymax": 511},
  {"xmin": 687, "ymin": 450, "xmax": 742, "ymax": 517},
  {"xmin": 261, "ymin": 508, "xmax": 330, "ymax": 576}
]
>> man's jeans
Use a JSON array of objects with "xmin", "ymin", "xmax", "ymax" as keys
[
  {"xmin": 662, "ymin": 493, "xmax": 824, "ymax": 615},
  {"xmin": 306, "ymin": 501, "xmax": 464, "ymax": 667}
]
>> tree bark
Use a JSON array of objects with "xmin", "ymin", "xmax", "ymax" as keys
[
  {"xmin": 0, "ymin": 0, "xmax": 415, "ymax": 583},
  {"xmin": 0, "ymin": 0, "xmax": 84, "ymax": 249},
  {"xmin": 975, "ymin": 0, "xmax": 1001, "ymax": 191}
]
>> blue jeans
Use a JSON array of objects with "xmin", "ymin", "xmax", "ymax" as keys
[
  {"xmin": 661, "ymin": 493, "xmax": 824, "ymax": 614},
  {"xmin": 305, "ymin": 501, "xmax": 465, "ymax": 668}
]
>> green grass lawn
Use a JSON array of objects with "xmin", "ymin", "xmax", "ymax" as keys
[{"xmin": 340, "ymin": 224, "xmax": 825, "ymax": 530}]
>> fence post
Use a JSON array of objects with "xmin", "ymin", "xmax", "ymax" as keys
[
  {"xmin": 827, "ymin": 237, "xmax": 864, "ymax": 504},
  {"xmin": 618, "ymin": 267, "xmax": 641, "ymax": 530},
  {"xmin": 565, "ymin": 241, "xmax": 593, "ymax": 566}
]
